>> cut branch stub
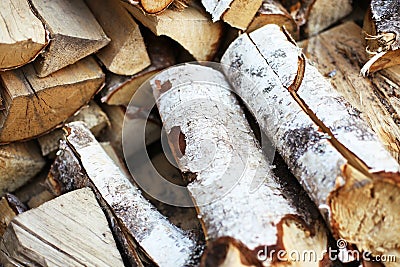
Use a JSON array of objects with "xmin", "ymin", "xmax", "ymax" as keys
[
  {"xmin": 0, "ymin": 57, "xmax": 104, "ymax": 143},
  {"xmin": 221, "ymin": 24, "xmax": 400, "ymax": 258}
]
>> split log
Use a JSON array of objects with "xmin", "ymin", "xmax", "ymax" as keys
[
  {"xmin": 122, "ymin": 0, "xmax": 173, "ymax": 14},
  {"xmin": 48, "ymin": 121, "xmax": 198, "ymax": 266},
  {"xmin": 247, "ymin": 0, "xmax": 299, "ymax": 39},
  {"xmin": 151, "ymin": 64, "xmax": 330, "ymax": 266},
  {"xmin": 280, "ymin": 0, "xmax": 352, "ymax": 36},
  {"xmin": 362, "ymin": 0, "xmax": 400, "ymax": 75},
  {"xmin": 299, "ymin": 21, "xmax": 400, "ymax": 161},
  {"xmin": 0, "ymin": 57, "xmax": 104, "ymax": 143},
  {"xmin": 221, "ymin": 24, "xmax": 400, "ymax": 258},
  {"xmin": 37, "ymin": 101, "xmax": 109, "ymax": 157},
  {"xmin": 0, "ymin": 194, "xmax": 26, "ymax": 237},
  {"xmin": 0, "ymin": 188, "xmax": 124, "ymax": 266},
  {"xmin": 0, "ymin": 0, "xmax": 47, "ymax": 70},
  {"xmin": 201, "ymin": 0, "xmax": 262, "ymax": 30},
  {"xmin": 0, "ymin": 141, "xmax": 45, "ymax": 197},
  {"xmin": 30, "ymin": 0, "xmax": 110, "ymax": 77},
  {"xmin": 85, "ymin": 0, "xmax": 150, "ymax": 76},
  {"xmin": 125, "ymin": 4, "xmax": 223, "ymax": 61},
  {"xmin": 101, "ymin": 35, "xmax": 175, "ymax": 106}
]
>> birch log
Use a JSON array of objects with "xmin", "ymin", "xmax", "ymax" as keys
[
  {"xmin": 299, "ymin": 21, "xmax": 400, "ymax": 162},
  {"xmin": 0, "ymin": 141, "xmax": 45, "ymax": 196},
  {"xmin": 201, "ymin": 0, "xmax": 262, "ymax": 30},
  {"xmin": 362, "ymin": 0, "xmax": 400, "ymax": 75},
  {"xmin": 0, "ymin": 0, "xmax": 47, "ymax": 70},
  {"xmin": 221, "ymin": 24, "xmax": 400, "ymax": 259},
  {"xmin": 85, "ymin": 0, "xmax": 150, "ymax": 75},
  {"xmin": 0, "ymin": 57, "xmax": 104, "ymax": 143},
  {"xmin": 48, "ymin": 121, "xmax": 198, "ymax": 266},
  {"xmin": 151, "ymin": 64, "xmax": 330, "ymax": 266},
  {"xmin": 125, "ymin": 4, "xmax": 223, "ymax": 61},
  {"xmin": 31, "ymin": 0, "xmax": 110, "ymax": 77},
  {"xmin": 280, "ymin": 0, "xmax": 352, "ymax": 36},
  {"xmin": 0, "ymin": 188, "xmax": 125, "ymax": 267},
  {"xmin": 247, "ymin": 0, "xmax": 299, "ymax": 39}
]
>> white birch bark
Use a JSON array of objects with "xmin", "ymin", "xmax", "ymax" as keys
[{"xmin": 201, "ymin": 0, "xmax": 234, "ymax": 22}]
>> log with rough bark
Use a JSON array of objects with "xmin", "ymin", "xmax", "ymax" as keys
[
  {"xmin": 247, "ymin": 0, "xmax": 299, "ymax": 39},
  {"xmin": 101, "ymin": 35, "xmax": 175, "ymax": 106},
  {"xmin": 299, "ymin": 21, "xmax": 400, "ymax": 161},
  {"xmin": 0, "ymin": 188, "xmax": 125, "ymax": 266},
  {"xmin": 0, "ymin": 0, "xmax": 47, "ymax": 70},
  {"xmin": 151, "ymin": 64, "xmax": 330, "ymax": 266},
  {"xmin": 221, "ymin": 24, "xmax": 400, "ymax": 259},
  {"xmin": 125, "ymin": 4, "xmax": 223, "ymax": 61},
  {"xmin": 85, "ymin": 0, "xmax": 150, "ymax": 75},
  {"xmin": 0, "ymin": 141, "xmax": 46, "ymax": 197},
  {"xmin": 48, "ymin": 121, "xmax": 198, "ymax": 266},
  {"xmin": 201, "ymin": 0, "xmax": 262, "ymax": 30},
  {"xmin": 30, "ymin": 0, "xmax": 110, "ymax": 77},
  {"xmin": 280, "ymin": 0, "xmax": 352, "ymax": 36},
  {"xmin": 122, "ymin": 0, "xmax": 174, "ymax": 14},
  {"xmin": 0, "ymin": 194, "xmax": 26, "ymax": 237},
  {"xmin": 37, "ymin": 101, "xmax": 109, "ymax": 157},
  {"xmin": 362, "ymin": 0, "xmax": 400, "ymax": 75},
  {"xmin": 0, "ymin": 57, "xmax": 104, "ymax": 143}
]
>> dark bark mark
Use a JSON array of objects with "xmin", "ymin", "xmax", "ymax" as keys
[
  {"xmin": 4, "ymin": 194, "xmax": 27, "ymax": 214},
  {"xmin": 155, "ymin": 79, "xmax": 172, "ymax": 94},
  {"xmin": 169, "ymin": 126, "xmax": 186, "ymax": 158}
]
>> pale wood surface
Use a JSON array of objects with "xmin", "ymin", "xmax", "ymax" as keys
[
  {"xmin": 0, "ymin": 0, "xmax": 47, "ymax": 70},
  {"xmin": 222, "ymin": 0, "xmax": 263, "ymax": 30},
  {"xmin": 0, "ymin": 57, "xmax": 104, "ymax": 143},
  {"xmin": 31, "ymin": 0, "xmax": 110, "ymax": 77},
  {"xmin": 86, "ymin": 0, "xmax": 150, "ymax": 75},
  {"xmin": 0, "ymin": 188, "xmax": 124, "ymax": 267}
]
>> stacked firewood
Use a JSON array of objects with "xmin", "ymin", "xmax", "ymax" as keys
[{"xmin": 1, "ymin": 0, "xmax": 400, "ymax": 266}]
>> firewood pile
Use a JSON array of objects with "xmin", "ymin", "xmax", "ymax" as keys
[{"xmin": 1, "ymin": 0, "xmax": 400, "ymax": 266}]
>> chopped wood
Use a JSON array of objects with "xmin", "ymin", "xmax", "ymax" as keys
[
  {"xmin": 0, "ymin": 194, "xmax": 26, "ymax": 237},
  {"xmin": 37, "ymin": 101, "xmax": 109, "ymax": 156},
  {"xmin": 0, "ymin": 141, "xmax": 45, "ymax": 197},
  {"xmin": 152, "ymin": 64, "xmax": 330, "ymax": 266},
  {"xmin": 125, "ymin": 4, "xmax": 223, "ymax": 61},
  {"xmin": 85, "ymin": 0, "xmax": 151, "ymax": 76},
  {"xmin": 0, "ymin": 0, "xmax": 47, "ymax": 70},
  {"xmin": 299, "ymin": 21, "xmax": 400, "ymax": 161},
  {"xmin": 0, "ymin": 57, "xmax": 104, "ymax": 143},
  {"xmin": 101, "ymin": 35, "xmax": 175, "ymax": 106},
  {"xmin": 0, "ymin": 188, "xmax": 125, "ymax": 266},
  {"xmin": 171, "ymin": 0, "xmax": 191, "ymax": 11},
  {"xmin": 247, "ymin": 0, "xmax": 299, "ymax": 39},
  {"xmin": 122, "ymin": 0, "xmax": 174, "ymax": 14},
  {"xmin": 280, "ymin": 0, "xmax": 352, "ymax": 36},
  {"xmin": 48, "ymin": 121, "xmax": 198, "ymax": 266},
  {"xmin": 362, "ymin": 0, "xmax": 400, "ymax": 75},
  {"xmin": 30, "ymin": 0, "xmax": 110, "ymax": 77},
  {"xmin": 221, "ymin": 24, "xmax": 400, "ymax": 259},
  {"xmin": 201, "ymin": 0, "xmax": 262, "ymax": 30}
]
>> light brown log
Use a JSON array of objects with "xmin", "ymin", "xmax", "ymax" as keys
[
  {"xmin": 85, "ymin": 0, "xmax": 150, "ymax": 75},
  {"xmin": 247, "ymin": 0, "xmax": 299, "ymax": 39},
  {"xmin": 0, "ymin": 188, "xmax": 125, "ymax": 266},
  {"xmin": 299, "ymin": 21, "xmax": 400, "ymax": 161},
  {"xmin": 221, "ymin": 24, "xmax": 400, "ymax": 260},
  {"xmin": 0, "ymin": 141, "xmax": 46, "ymax": 197},
  {"xmin": 280, "ymin": 0, "xmax": 352, "ymax": 36},
  {"xmin": 122, "ymin": 0, "xmax": 174, "ymax": 14},
  {"xmin": 0, "ymin": 194, "xmax": 26, "ymax": 237},
  {"xmin": 0, "ymin": 0, "xmax": 47, "ymax": 70},
  {"xmin": 362, "ymin": 1, "xmax": 400, "ymax": 75},
  {"xmin": 31, "ymin": 0, "xmax": 110, "ymax": 77},
  {"xmin": 48, "ymin": 122, "xmax": 198, "ymax": 266},
  {"xmin": 152, "ymin": 64, "xmax": 330, "ymax": 266},
  {"xmin": 125, "ymin": 4, "xmax": 223, "ymax": 61},
  {"xmin": 0, "ymin": 57, "xmax": 104, "ymax": 143},
  {"xmin": 37, "ymin": 101, "xmax": 109, "ymax": 157},
  {"xmin": 101, "ymin": 35, "xmax": 175, "ymax": 106}
]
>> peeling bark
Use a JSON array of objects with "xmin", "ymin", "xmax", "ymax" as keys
[{"xmin": 221, "ymin": 24, "xmax": 400, "ymax": 258}]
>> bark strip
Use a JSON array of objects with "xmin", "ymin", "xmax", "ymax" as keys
[
  {"xmin": 151, "ymin": 64, "xmax": 330, "ymax": 266},
  {"xmin": 221, "ymin": 24, "xmax": 400, "ymax": 258}
]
